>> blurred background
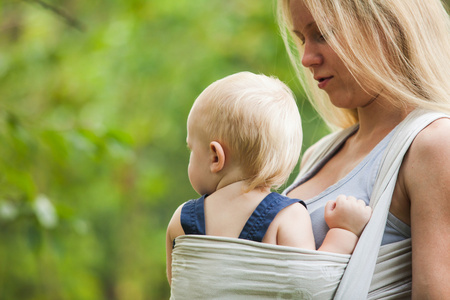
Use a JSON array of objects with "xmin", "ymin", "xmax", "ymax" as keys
[{"xmin": 0, "ymin": 1, "xmax": 332, "ymax": 299}]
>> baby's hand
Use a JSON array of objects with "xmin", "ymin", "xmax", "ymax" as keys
[{"xmin": 324, "ymin": 195, "xmax": 372, "ymax": 237}]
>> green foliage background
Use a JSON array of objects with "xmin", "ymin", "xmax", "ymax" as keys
[{"xmin": 0, "ymin": 1, "xmax": 330, "ymax": 299}]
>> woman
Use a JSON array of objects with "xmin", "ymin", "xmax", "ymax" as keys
[{"xmin": 278, "ymin": 0, "xmax": 450, "ymax": 298}]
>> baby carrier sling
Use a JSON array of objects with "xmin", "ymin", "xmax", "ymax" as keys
[{"xmin": 169, "ymin": 109, "xmax": 447, "ymax": 299}]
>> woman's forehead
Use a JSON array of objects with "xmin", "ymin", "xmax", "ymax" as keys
[{"xmin": 289, "ymin": 0, "xmax": 316, "ymax": 33}]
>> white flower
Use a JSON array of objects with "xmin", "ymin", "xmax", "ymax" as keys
[
  {"xmin": 33, "ymin": 194, "xmax": 58, "ymax": 228},
  {"xmin": 0, "ymin": 201, "xmax": 18, "ymax": 220}
]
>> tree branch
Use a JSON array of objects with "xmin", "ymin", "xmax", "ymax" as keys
[{"xmin": 24, "ymin": 0, "xmax": 86, "ymax": 32}]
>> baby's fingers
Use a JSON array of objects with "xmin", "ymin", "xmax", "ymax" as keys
[
  {"xmin": 324, "ymin": 199, "xmax": 336, "ymax": 221},
  {"xmin": 325, "ymin": 199, "xmax": 337, "ymax": 212}
]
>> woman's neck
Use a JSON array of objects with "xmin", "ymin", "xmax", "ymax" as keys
[{"xmin": 355, "ymin": 98, "xmax": 412, "ymax": 140}]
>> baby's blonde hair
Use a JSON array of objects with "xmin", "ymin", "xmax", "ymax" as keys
[
  {"xmin": 190, "ymin": 72, "xmax": 302, "ymax": 191},
  {"xmin": 278, "ymin": 0, "xmax": 450, "ymax": 129}
]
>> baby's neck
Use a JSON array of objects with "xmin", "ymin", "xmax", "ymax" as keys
[{"xmin": 212, "ymin": 180, "xmax": 270, "ymax": 200}]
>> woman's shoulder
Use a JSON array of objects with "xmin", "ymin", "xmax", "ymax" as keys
[
  {"xmin": 402, "ymin": 117, "xmax": 450, "ymax": 185},
  {"xmin": 410, "ymin": 117, "xmax": 450, "ymax": 156}
]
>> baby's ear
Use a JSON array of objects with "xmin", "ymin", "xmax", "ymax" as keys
[{"xmin": 209, "ymin": 141, "xmax": 225, "ymax": 173}]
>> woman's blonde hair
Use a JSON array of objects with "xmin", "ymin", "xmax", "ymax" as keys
[
  {"xmin": 277, "ymin": 0, "xmax": 450, "ymax": 129},
  {"xmin": 190, "ymin": 71, "xmax": 302, "ymax": 191}
]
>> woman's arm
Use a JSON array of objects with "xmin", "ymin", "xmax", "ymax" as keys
[{"xmin": 402, "ymin": 118, "xmax": 450, "ymax": 299}]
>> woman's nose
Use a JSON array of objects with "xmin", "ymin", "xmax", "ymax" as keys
[{"xmin": 301, "ymin": 43, "xmax": 323, "ymax": 68}]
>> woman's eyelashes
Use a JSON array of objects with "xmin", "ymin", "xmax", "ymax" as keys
[
  {"xmin": 293, "ymin": 30, "xmax": 305, "ymax": 44},
  {"xmin": 317, "ymin": 33, "xmax": 325, "ymax": 42},
  {"xmin": 312, "ymin": 31, "xmax": 326, "ymax": 43},
  {"xmin": 293, "ymin": 30, "xmax": 326, "ymax": 45}
]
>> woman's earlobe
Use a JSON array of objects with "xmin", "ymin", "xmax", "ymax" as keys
[{"xmin": 210, "ymin": 141, "xmax": 225, "ymax": 173}]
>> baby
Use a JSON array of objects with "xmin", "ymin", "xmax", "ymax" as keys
[{"xmin": 166, "ymin": 72, "xmax": 371, "ymax": 284}]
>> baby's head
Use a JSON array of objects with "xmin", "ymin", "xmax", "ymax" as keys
[{"xmin": 187, "ymin": 71, "xmax": 302, "ymax": 192}]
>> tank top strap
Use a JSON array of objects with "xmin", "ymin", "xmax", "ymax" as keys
[
  {"xmin": 180, "ymin": 195, "xmax": 207, "ymax": 235},
  {"xmin": 239, "ymin": 193, "xmax": 306, "ymax": 242}
]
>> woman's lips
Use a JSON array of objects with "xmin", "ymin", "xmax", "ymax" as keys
[{"xmin": 318, "ymin": 76, "xmax": 333, "ymax": 89}]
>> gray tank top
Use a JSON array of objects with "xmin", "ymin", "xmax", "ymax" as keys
[{"xmin": 284, "ymin": 126, "xmax": 411, "ymax": 249}]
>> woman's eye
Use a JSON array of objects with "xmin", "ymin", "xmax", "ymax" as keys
[
  {"xmin": 295, "ymin": 33, "xmax": 325, "ymax": 45},
  {"xmin": 292, "ymin": 31, "xmax": 305, "ymax": 45},
  {"xmin": 315, "ymin": 32, "xmax": 326, "ymax": 42}
]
